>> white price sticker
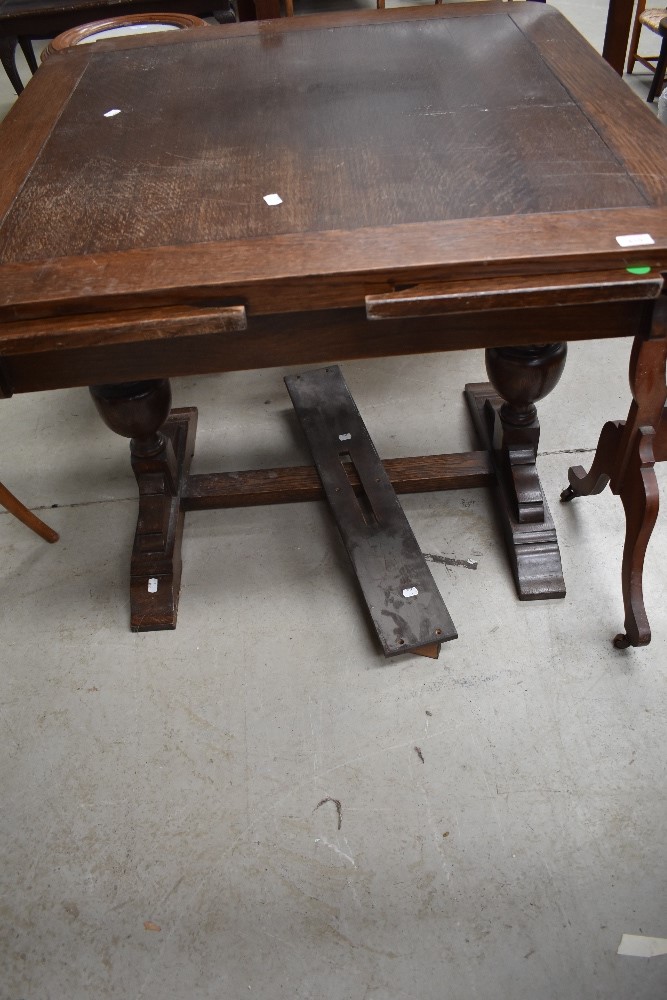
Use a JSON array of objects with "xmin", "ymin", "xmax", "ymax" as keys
[{"xmin": 615, "ymin": 233, "xmax": 655, "ymax": 247}]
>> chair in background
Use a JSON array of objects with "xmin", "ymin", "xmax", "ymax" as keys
[
  {"xmin": 0, "ymin": 36, "xmax": 37, "ymax": 94},
  {"xmin": 0, "ymin": 1, "xmax": 235, "ymax": 97},
  {"xmin": 283, "ymin": 0, "xmax": 441, "ymax": 13},
  {"xmin": 280, "ymin": 0, "xmax": 386, "ymax": 14},
  {"xmin": 282, "ymin": 0, "xmax": 542, "ymax": 19},
  {"xmin": 0, "ymin": 481, "xmax": 59, "ymax": 543},
  {"xmin": 41, "ymin": 11, "xmax": 208, "ymax": 60},
  {"xmin": 627, "ymin": 2, "xmax": 667, "ymax": 101}
]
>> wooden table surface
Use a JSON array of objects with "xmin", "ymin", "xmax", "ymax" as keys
[
  {"xmin": 1, "ymin": 5, "xmax": 667, "ymax": 357},
  {"xmin": 0, "ymin": 3, "xmax": 666, "ymax": 646}
]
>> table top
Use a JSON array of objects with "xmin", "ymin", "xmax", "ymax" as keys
[{"xmin": 1, "ymin": 2, "xmax": 667, "ymax": 326}]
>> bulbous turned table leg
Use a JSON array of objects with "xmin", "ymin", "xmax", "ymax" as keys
[
  {"xmin": 90, "ymin": 379, "xmax": 198, "ymax": 631},
  {"xmin": 464, "ymin": 343, "xmax": 567, "ymax": 600}
]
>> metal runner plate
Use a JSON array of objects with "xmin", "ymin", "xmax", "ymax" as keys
[{"xmin": 285, "ymin": 365, "xmax": 457, "ymax": 657}]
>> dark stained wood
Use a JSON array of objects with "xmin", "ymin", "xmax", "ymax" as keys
[
  {"xmin": 654, "ymin": 406, "xmax": 667, "ymax": 461},
  {"xmin": 3, "ymin": 211, "xmax": 667, "ymax": 324},
  {"xmin": 466, "ymin": 382, "xmax": 566, "ymax": 600},
  {"xmin": 0, "ymin": 357, "xmax": 12, "ymax": 397},
  {"xmin": 603, "ymin": 0, "xmax": 635, "ymax": 74},
  {"xmin": 561, "ymin": 313, "xmax": 667, "ymax": 647},
  {"xmin": 0, "ymin": 53, "xmax": 88, "ymax": 228},
  {"xmin": 486, "ymin": 342, "xmax": 568, "ymax": 430},
  {"xmin": 365, "ymin": 270, "xmax": 663, "ymax": 320},
  {"xmin": 91, "ymin": 387, "xmax": 196, "ymax": 631},
  {"xmin": 0, "ymin": 304, "xmax": 247, "ymax": 355},
  {"xmin": 90, "ymin": 377, "xmax": 174, "ymax": 451},
  {"xmin": 0, "ymin": 19, "xmax": 647, "ymax": 265},
  {"xmin": 252, "ymin": 0, "xmax": 280, "ymax": 18},
  {"xmin": 485, "ymin": 342, "xmax": 567, "ymax": 529},
  {"xmin": 1, "ymin": 3, "xmax": 667, "ymax": 645},
  {"xmin": 0, "ymin": 35, "xmax": 26, "ymax": 92},
  {"xmin": 2, "ymin": 301, "xmax": 650, "ymax": 395},
  {"xmin": 2, "ymin": 1, "xmax": 667, "ymax": 331},
  {"xmin": 285, "ymin": 366, "xmax": 457, "ymax": 657},
  {"xmin": 561, "ymin": 421, "xmax": 624, "ymax": 502},
  {"xmin": 183, "ymin": 452, "xmax": 494, "ymax": 510},
  {"xmin": 614, "ymin": 429, "xmax": 660, "ymax": 648},
  {"xmin": 510, "ymin": 3, "xmax": 667, "ymax": 206}
]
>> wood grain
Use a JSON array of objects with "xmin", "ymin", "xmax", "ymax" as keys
[
  {"xmin": 510, "ymin": 3, "xmax": 667, "ymax": 205},
  {"xmin": 2, "ymin": 300, "xmax": 649, "ymax": 395},
  {"xmin": 0, "ymin": 53, "xmax": 87, "ymax": 226},
  {"xmin": 0, "ymin": 7, "xmax": 652, "ymax": 266},
  {"xmin": 0, "ymin": 304, "xmax": 246, "ymax": 355},
  {"xmin": 182, "ymin": 453, "xmax": 494, "ymax": 510},
  {"xmin": 2, "ymin": 209, "xmax": 667, "ymax": 322},
  {"xmin": 366, "ymin": 269, "xmax": 663, "ymax": 319}
]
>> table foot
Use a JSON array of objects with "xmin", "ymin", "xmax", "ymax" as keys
[
  {"xmin": 560, "ymin": 325, "xmax": 667, "ymax": 648},
  {"xmin": 128, "ymin": 409, "xmax": 198, "ymax": 631},
  {"xmin": 614, "ymin": 426, "xmax": 659, "ymax": 648},
  {"xmin": 560, "ymin": 420, "xmax": 655, "ymax": 646},
  {"xmin": 465, "ymin": 382, "xmax": 566, "ymax": 600},
  {"xmin": 90, "ymin": 379, "xmax": 197, "ymax": 631}
]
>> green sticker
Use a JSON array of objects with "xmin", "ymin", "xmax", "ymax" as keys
[{"xmin": 626, "ymin": 266, "xmax": 652, "ymax": 275}]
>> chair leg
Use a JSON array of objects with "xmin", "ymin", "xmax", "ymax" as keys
[
  {"xmin": 627, "ymin": 0, "xmax": 647, "ymax": 74},
  {"xmin": 0, "ymin": 36, "xmax": 24, "ymax": 95},
  {"xmin": 284, "ymin": 0, "xmax": 293, "ymax": 14},
  {"xmin": 18, "ymin": 36, "xmax": 37, "ymax": 74},
  {"xmin": 0, "ymin": 481, "xmax": 59, "ymax": 543},
  {"xmin": 647, "ymin": 32, "xmax": 667, "ymax": 101}
]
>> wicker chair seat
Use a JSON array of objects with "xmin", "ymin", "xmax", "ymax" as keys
[{"xmin": 639, "ymin": 8, "xmax": 667, "ymax": 32}]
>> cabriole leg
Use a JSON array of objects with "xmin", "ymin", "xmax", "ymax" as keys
[{"xmin": 561, "ymin": 317, "xmax": 667, "ymax": 647}]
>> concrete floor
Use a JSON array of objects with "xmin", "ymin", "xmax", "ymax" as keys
[{"xmin": 1, "ymin": 5, "xmax": 667, "ymax": 1000}]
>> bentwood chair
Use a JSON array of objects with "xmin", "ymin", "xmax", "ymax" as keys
[
  {"xmin": 0, "ymin": 35, "xmax": 37, "ymax": 94},
  {"xmin": 41, "ymin": 12, "xmax": 208, "ymax": 60},
  {"xmin": 0, "ymin": 481, "xmax": 59, "ymax": 543}
]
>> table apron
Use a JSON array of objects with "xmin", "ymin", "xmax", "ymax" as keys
[{"xmin": 0, "ymin": 299, "xmax": 652, "ymax": 396}]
